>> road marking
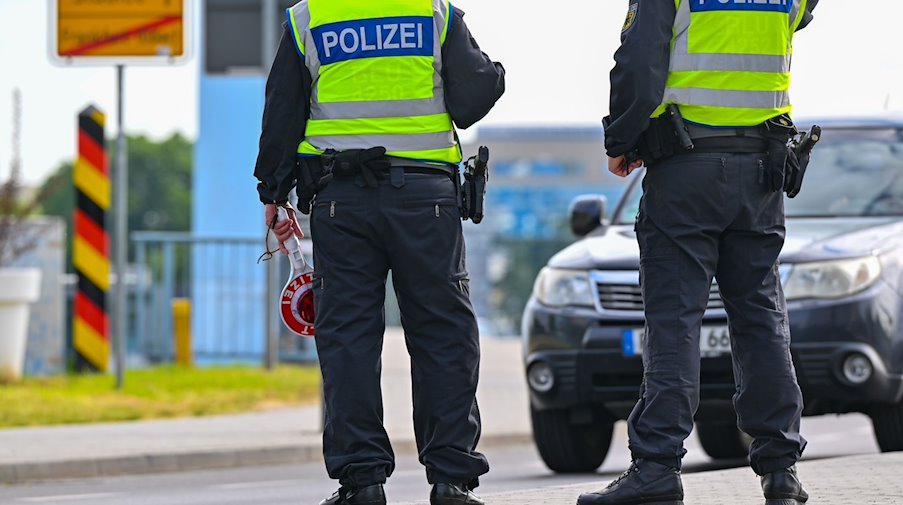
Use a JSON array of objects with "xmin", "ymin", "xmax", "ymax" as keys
[{"xmin": 20, "ymin": 493, "xmax": 121, "ymax": 503}]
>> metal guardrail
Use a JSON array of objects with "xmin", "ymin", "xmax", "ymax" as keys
[{"xmin": 130, "ymin": 232, "xmax": 317, "ymax": 366}]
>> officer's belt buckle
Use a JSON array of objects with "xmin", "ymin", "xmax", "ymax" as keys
[{"xmin": 321, "ymin": 149, "xmax": 337, "ymax": 173}]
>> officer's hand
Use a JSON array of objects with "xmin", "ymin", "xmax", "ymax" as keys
[
  {"xmin": 608, "ymin": 156, "xmax": 643, "ymax": 177},
  {"xmin": 265, "ymin": 203, "xmax": 304, "ymax": 255}
]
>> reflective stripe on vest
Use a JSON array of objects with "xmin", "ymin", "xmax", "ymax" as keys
[
  {"xmin": 653, "ymin": 0, "xmax": 807, "ymax": 127},
  {"xmin": 286, "ymin": 0, "xmax": 461, "ymax": 165}
]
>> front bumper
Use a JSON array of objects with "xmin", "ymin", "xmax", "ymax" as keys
[
  {"xmin": 524, "ymin": 281, "xmax": 903, "ymax": 418},
  {"xmin": 785, "ymin": 285, "xmax": 903, "ymax": 413},
  {"xmin": 523, "ymin": 298, "xmax": 736, "ymax": 419}
]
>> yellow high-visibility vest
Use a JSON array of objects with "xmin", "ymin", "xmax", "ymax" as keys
[
  {"xmin": 653, "ymin": 0, "xmax": 809, "ymax": 127},
  {"xmin": 287, "ymin": 0, "xmax": 462, "ymax": 165}
]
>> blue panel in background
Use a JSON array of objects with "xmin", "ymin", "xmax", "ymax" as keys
[
  {"xmin": 193, "ymin": 75, "xmax": 268, "ymax": 363},
  {"xmin": 531, "ymin": 161, "xmax": 564, "ymax": 176},
  {"xmin": 194, "ymin": 75, "xmax": 266, "ymax": 238}
]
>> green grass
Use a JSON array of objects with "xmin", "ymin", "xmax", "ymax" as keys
[{"xmin": 0, "ymin": 365, "xmax": 321, "ymax": 428}]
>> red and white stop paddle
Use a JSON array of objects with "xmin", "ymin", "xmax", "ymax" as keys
[{"xmin": 277, "ymin": 207, "xmax": 316, "ymax": 337}]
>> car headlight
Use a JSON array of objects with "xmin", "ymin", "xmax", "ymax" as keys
[
  {"xmin": 533, "ymin": 267, "xmax": 594, "ymax": 307},
  {"xmin": 783, "ymin": 256, "xmax": 882, "ymax": 300}
]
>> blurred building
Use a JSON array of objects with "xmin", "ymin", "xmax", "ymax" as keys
[{"xmin": 459, "ymin": 127, "xmax": 628, "ymax": 335}]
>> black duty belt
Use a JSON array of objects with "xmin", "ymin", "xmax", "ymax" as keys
[
  {"xmin": 381, "ymin": 166, "xmax": 455, "ymax": 176},
  {"xmin": 688, "ymin": 136, "xmax": 769, "ymax": 154},
  {"xmin": 685, "ymin": 123, "xmax": 766, "ymax": 140}
]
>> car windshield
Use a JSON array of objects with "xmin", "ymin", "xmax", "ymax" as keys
[{"xmin": 614, "ymin": 126, "xmax": 903, "ymax": 224}]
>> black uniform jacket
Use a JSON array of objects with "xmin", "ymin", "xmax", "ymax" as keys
[
  {"xmin": 254, "ymin": 7, "xmax": 506, "ymax": 204},
  {"xmin": 605, "ymin": 0, "xmax": 820, "ymax": 158}
]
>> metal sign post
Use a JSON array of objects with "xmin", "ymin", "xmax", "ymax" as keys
[{"xmin": 114, "ymin": 65, "xmax": 128, "ymax": 389}]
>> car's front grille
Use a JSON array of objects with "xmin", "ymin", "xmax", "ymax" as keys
[
  {"xmin": 797, "ymin": 351, "xmax": 833, "ymax": 385},
  {"xmin": 596, "ymin": 284, "xmax": 644, "ymax": 310},
  {"xmin": 595, "ymin": 281, "xmax": 724, "ymax": 311}
]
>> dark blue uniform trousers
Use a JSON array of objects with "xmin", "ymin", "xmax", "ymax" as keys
[
  {"xmin": 310, "ymin": 173, "xmax": 489, "ymax": 489},
  {"xmin": 628, "ymin": 152, "xmax": 807, "ymax": 475}
]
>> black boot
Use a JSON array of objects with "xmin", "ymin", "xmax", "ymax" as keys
[
  {"xmin": 319, "ymin": 483, "xmax": 386, "ymax": 505},
  {"xmin": 576, "ymin": 460, "xmax": 684, "ymax": 505},
  {"xmin": 430, "ymin": 483, "xmax": 484, "ymax": 505},
  {"xmin": 761, "ymin": 466, "xmax": 808, "ymax": 505}
]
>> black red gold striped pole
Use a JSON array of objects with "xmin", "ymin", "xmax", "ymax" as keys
[{"xmin": 73, "ymin": 105, "xmax": 111, "ymax": 372}]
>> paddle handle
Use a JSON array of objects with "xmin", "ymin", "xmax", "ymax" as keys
[{"xmin": 276, "ymin": 207, "xmax": 311, "ymax": 273}]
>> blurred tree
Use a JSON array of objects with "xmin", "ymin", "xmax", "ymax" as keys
[
  {"xmin": 490, "ymin": 236, "xmax": 573, "ymax": 335},
  {"xmin": 37, "ymin": 161, "xmax": 75, "ymax": 269},
  {"xmin": 39, "ymin": 133, "xmax": 193, "ymax": 268},
  {"xmin": 124, "ymin": 134, "xmax": 192, "ymax": 233},
  {"xmin": 489, "ymin": 215, "xmax": 574, "ymax": 335}
]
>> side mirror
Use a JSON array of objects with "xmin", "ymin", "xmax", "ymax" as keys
[{"xmin": 569, "ymin": 195, "xmax": 608, "ymax": 237}]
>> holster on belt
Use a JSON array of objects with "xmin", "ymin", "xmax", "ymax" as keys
[
  {"xmin": 460, "ymin": 146, "xmax": 490, "ymax": 224},
  {"xmin": 785, "ymin": 125, "xmax": 821, "ymax": 198},
  {"xmin": 760, "ymin": 115, "xmax": 798, "ymax": 193}
]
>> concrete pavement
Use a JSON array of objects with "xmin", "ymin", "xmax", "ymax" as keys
[
  {"xmin": 6, "ymin": 328, "xmax": 903, "ymax": 503},
  {"xmin": 0, "ymin": 330, "xmax": 529, "ymax": 483},
  {"xmin": 396, "ymin": 452, "xmax": 903, "ymax": 505}
]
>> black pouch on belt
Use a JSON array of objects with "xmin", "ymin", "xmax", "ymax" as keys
[
  {"xmin": 295, "ymin": 157, "xmax": 328, "ymax": 215},
  {"xmin": 637, "ymin": 115, "xmax": 678, "ymax": 165},
  {"xmin": 332, "ymin": 147, "xmax": 391, "ymax": 188},
  {"xmin": 765, "ymin": 139, "xmax": 791, "ymax": 192},
  {"xmin": 762, "ymin": 115, "xmax": 798, "ymax": 192}
]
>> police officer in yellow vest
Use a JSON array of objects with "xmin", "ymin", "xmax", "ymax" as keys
[
  {"xmin": 578, "ymin": 1, "xmax": 818, "ymax": 504},
  {"xmin": 254, "ymin": 1, "xmax": 504, "ymax": 504}
]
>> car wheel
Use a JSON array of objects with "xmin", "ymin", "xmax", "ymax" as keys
[
  {"xmin": 871, "ymin": 402, "xmax": 903, "ymax": 452},
  {"xmin": 530, "ymin": 405, "xmax": 613, "ymax": 473},
  {"xmin": 696, "ymin": 422, "xmax": 751, "ymax": 460}
]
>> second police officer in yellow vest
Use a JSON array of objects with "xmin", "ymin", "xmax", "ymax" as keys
[
  {"xmin": 579, "ymin": 1, "xmax": 818, "ymax": 504},
  {"xmin": 253, "ymin": 1, "xmax": 505, "ymax": 504}
]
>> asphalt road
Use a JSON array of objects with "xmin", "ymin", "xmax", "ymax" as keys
[{"xmin": 0, "ymin": 414, "xmax": 880, "ymax": 505}]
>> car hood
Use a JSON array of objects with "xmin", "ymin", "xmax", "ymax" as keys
[{"xmin": 547, "ymin": 216, "xmax": 903, "ymax": 270}]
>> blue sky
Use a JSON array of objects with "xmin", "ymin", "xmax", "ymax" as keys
[{"xmin": 0, "ymin": 0, "xmax": 900, "ymax": 184}]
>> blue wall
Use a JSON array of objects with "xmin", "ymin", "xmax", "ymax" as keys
[
  {"xmin": 194, "ymin": 75, "xmax": 266, "ymax": 237},
  {"xmin": 192, "ymin": 75, "xmax": 268, "ymax": 362}
]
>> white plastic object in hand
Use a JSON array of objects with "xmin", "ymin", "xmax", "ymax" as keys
[{"xmin": 276, "ymin": 206, "xmax": 315, "ymax": 337}]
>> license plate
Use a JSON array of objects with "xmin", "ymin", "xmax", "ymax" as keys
[{"xmin": 623, "ymin": 326, "xmax": 732, "ymax": 357}]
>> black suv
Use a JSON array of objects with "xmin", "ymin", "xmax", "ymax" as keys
[{"xmin": 522, "ymin": 118, "xmax": 903, "ymax": 472}]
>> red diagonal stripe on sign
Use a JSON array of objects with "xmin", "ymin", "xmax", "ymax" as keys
[
  {"xmin": 75, "ymin": 208, "xmax": 108, "ymax": 256},
  {"xmin": 76, "ymin": 291, "xmax": 108, "ymax": 338},
  {"xmin": 60, "ymin": 15, "xmax": 182, "ymax": 57},
  {"xmin": 78, "ymin": 130, "xmax": 107, "ymax": 176}
]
